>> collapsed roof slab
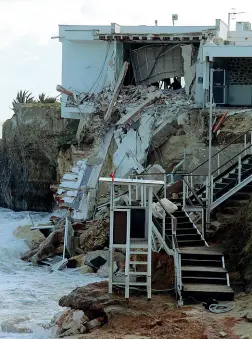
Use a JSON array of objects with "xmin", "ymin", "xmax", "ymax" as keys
[{"xmin": 116, "ymin": 91, "xmax": 161, "ymax": 127}]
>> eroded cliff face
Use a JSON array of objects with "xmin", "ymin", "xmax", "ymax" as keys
[{"xmin": 0, "ymin": 103, "xmax": 78, "ymax": 211}]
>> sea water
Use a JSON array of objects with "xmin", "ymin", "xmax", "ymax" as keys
[{"xmin": 0, "ymin": 208, "xmax": 102, "ymax": 338}]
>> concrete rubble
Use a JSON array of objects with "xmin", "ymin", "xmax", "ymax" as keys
[
  {"xmin": 49, "ymin": 83, "xmax": 197, "ymax": 221},
  {"xmin": 19, "ymin": 79, "xmax": 201, "ymax": 271}
]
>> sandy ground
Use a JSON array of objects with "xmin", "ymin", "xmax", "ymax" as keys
[{"xmin": 54, "ymin": 292, "xmax": 252, "ymax": 339}]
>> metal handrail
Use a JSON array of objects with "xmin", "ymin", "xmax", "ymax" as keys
[
  {"xmin": 182, "ymin": 176, "xmax": 205, "ymax": 208},
  {"xmin": 190, "ymin": 129, "xmax": 252, "ymax": 174},
  {"xmin": 212, "ymin": 143, "xmax": 252, "ymax": 176},
  {"xmin": 153, "ymin": 192, "xmax": 176, "ymax": 221}
]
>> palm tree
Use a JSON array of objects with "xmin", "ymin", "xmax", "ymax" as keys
[
  {"xmin": 12, "ymin": 90, "xmax": 34, "ymax": 109},
  {"xmin": 38, "ymin": 93, "xmax": 56, "ymax": 103}
]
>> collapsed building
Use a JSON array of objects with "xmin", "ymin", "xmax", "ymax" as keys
[{"xmin": 21, "ymin": 18, "xmax": 252, "ymax": 317}]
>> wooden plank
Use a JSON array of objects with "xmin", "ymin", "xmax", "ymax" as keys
[
  {"xmin": 178, "ymin": 246, "xmax": 223, "ymax": 256},
  {"xmin": 183, "ymin": 283, "xmax": 233, "ymax": 293},
  {"xmin": 182, "ymin": 266, "xmax": 227, "ymax": 273},
  {"xmin": 104, "ymin": 61, "xmax": 129, "ymax": 122},
  {"xmin": 116, "ymin": 91, "xmax": 161, "ymax": 127}
]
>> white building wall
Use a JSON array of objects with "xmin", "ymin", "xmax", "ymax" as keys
[
  {"xmin": 228, "ymin": 31, "xmax": 252, "ymax": 46},
  {"xmin": 61, "ymin": 39, "xmax": 117, "ymax": 118}
]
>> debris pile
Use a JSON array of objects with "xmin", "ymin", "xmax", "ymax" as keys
[{"xmin": 19, "ymin": 83, "xmax": 198, "ymax": 270}]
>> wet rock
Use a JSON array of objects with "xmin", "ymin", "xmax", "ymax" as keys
[
  {"xmin": 79, "ymin": 219, "xmax": 109, "ymax": 253},
  {"xmin": 85, "ymin": 317, "xmax": 104, "ymax": 331},
  {"xmin": 59, "ymin": 325, "xmax": 79, "ymax": 337},
  {"xmin": 78, "ymin": 265, "xmax": 94, "ymax": 274},
  {"xmin": 59, "ymin": 281, "xmax": 127, "ymax": 320},
  {"xmin": 1, "ymin": 320, "xmax": 32, "ymax": 334},
  {"xmin": 67, "ymin": 254, "xmax": 85, "ymax": 268},
  {"xmin": 13, "ymin": 225, "xmax": 45, "ymax": 250}
]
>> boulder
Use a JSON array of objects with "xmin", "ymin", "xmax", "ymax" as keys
[
  {"xmin": 78, "ymin": 265, "xmax": 94, "ymax": 274},
  {"xmin": 52, "ymin": 309, "xmax": 89, "ymax": 337},
  {"xmin": 85, "ymin": 317, "xmax": 104, "ymax": 331},
  {"xmin": 67, "ymin": 254, "xmax": 85, "ymax": 268},
  {"xmin": 59, "ymin": 281, "xmax": 127, "ymax": 320},
  {"xmin": 79, "ymin": 219, "xmax": 109, "ymax": 253},
  {"xmin": 59, "ymin": 326, "xmax": 79, "ymax": 337},
  {"xmin": 13, "ymin": 225, "xmax": 45, "ymax": 250}
]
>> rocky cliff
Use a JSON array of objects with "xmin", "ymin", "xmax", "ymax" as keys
[{"xmin": 0, "ymin": 103, "xmax": 78, "ymax": 211}]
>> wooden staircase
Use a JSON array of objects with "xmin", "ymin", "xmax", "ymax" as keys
[{"xmin": 165, "ymin": 203, "xmax": 234, "ymax": 302}]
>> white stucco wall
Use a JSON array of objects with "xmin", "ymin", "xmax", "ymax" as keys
[
  {"xmin": 61, "ymin": 39, "xmax": 117, "ymax": 118},
  {"xmin": 228, "ymin": 31, "xmax": 252, "ymax": 45},
  {"xmin": 215, "ymin": 19, "xmax": 228, "ymax": 41},
  {"xmin": 203, "ymin": 45, "xmax": 252, "ymax": 61}
]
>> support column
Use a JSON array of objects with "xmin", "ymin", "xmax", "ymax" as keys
[{"xmin": 147, "ymin": 185, "xmax": 153, "ymax": 300}]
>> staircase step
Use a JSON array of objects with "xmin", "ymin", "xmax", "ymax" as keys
[
  {"xmin": 182, "ymin": 276, "xmax": 227, "ymax": 285},
  {"xmin": 238, "ymin": 184, "xmax": 252, "ymax": 193},
  {"xmin": 166, "ymin": 216, "xmax": 188, "ymax": 223},
  {"xmin": 176, "ymin": 234, "xmax": 202, "ymax": 241},
  {"xmin": 182, "ymin": 284, "xmax": 234, "ymax": 301},
  {"xmin": 178, "ymin": 247, "xmax": 223, "ymax": 256},
  {"xmin": 172, "ymin": 211, "xmax": 186, "ymax": 217},
  {"xmin": 241, "ymin": 164, "xmax": 252, "ymax": 170},
  {"xmin": 178, "ymin": 239, "xmax": 205, "ymax": 247},
  {"xmin": 228, "ymin": 192, "xmax": 251, "ymax": 200},
  {"xmin": 165, "ymin": 221, "xmax": 194, "ymax": 228},
  {"xmin": 181, "ymin": 258, "xmax": 223, "ymax": 267},
  {"xmin": 215, "ymin": 182, "xmax": 229, "ymax": 189},
  {"xmin": 129, "ymin": 272, "xmax": 147, "ymax": 276},
  {"xmin": 129, "ymin": 261, "xmax": 147, "ymax": 265},
  {"xmin": 182, "ymin": 266, "xmax": 227, "ymax": 278},
  {"xmin": 166, "ymin": 228, "xmax": 198, "ymax": 235},
  {"xmin": 221, "ymin": 177, "xmax": 236, "ymax": 184}
]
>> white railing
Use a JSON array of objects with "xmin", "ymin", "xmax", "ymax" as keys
[
  {"xmin": 171, "ymin": 216, "xmax": 183, "ymax": 305},
  {"xmin": 182, "ymin": 176, "xmax": 206, "ymax": 240}
]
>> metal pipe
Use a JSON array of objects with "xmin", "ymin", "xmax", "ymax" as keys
[
  {"xmin": 147, "ymin": 186, "xmax": 153, "ymax": 300},
  {"xmin": 251, "ymin": 131, "xmax": 252, "ymax": 154},
  {"xmin": 238, "ymin": 155, "xmax": 241, "ymax": 183},
  {"xmin": 207, "ymin": 68, "xmax": 214, "ymax": 228},
  {"xmin": 183, "ymin": 177, "xmax": 186, "ymax": 209},
  {"xmin": 201, "ymin": 208, "xmax": 205, "ymax": 240},
  {"xmin": 109, "ymin": 183, "xmax": 115, "ymax": 294},
  {"xmin": 217, "ymin": 153, "xmax": 220, "ymax": 176},
  {"xmin": 245, "ymin": 133, "xmax": 247, "ymax": 155}
]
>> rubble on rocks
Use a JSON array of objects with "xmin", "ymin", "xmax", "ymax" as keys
[
  {"xmin": 79, "ymin": 219, "xmax": 109, "ymax": 253},
  {"xmin": 13, "ymin": 225, "xmax": 45, "ymax": 250},
  {"xmin": 21, "ymin": 228, "xmax": 64, "ymax": 264}
]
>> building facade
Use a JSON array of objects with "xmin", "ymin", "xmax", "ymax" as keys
[{"xmin": 58, "ymin": 19, "xmax": 252, "ymax": 119}]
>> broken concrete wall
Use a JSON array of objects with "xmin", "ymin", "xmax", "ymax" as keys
[
  {"xmin": 131, "ymin": 45, "xmax": 183, "ymax": 85},
  {"xmin": 114, "ymin": 111, "xmax": 155, "ymax": 177},
  {"xmin": 181, "ymin": 45, "xmax": 196, "ymax": 96}
]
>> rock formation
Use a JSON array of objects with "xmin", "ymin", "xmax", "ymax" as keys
[{"xmin": 0, "ymin": 103, "xmax": 78, "ymax": 211}]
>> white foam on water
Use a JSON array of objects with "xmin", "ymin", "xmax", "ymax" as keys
[{"xmin": 0, "ymin": 208, "xmax": 103, "ymax": 338}]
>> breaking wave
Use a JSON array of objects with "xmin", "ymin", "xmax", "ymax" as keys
[{"xmin": 0, "ymin": 208, "xmax": 102, "ymax": 338}]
